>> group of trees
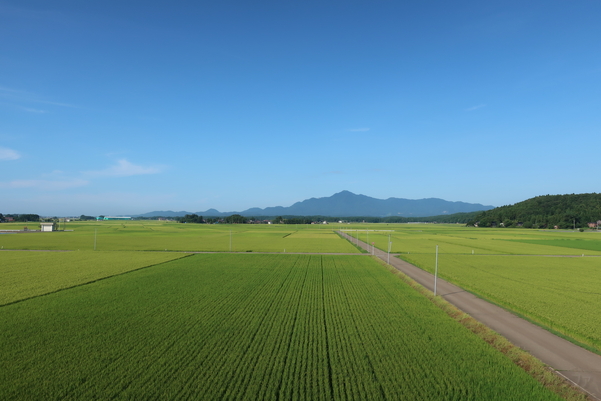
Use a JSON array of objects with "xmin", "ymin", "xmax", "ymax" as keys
[
  {"xmin": 177, "ymin": 214, "xmax": 205, "ymax": 224},
  {"xmin": 467, "ymin": 193, "xmax": 601, "ymax": 229},
  {"xmin": 0, "ymin": 214, "xmax": 41, "ymax": 222},
  {"xmin": 274, "ymin": 216, "xmax": 314, "ymax": 224},
  {"xmin": 224, "ymin": 214, "xmax": 247, "ymax": 224},
  {"xmin": 176, "ymin": 214, "xmax": 246, "ymax": 224}
]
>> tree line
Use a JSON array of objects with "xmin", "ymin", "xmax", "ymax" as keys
[
  {"xmin": 173, "ymin": 212, "xmax": 479, "ymax": 225},
  {"xmin": 0, "ymin": 211, "xmax": 481, "ymax": 225},
  {"xmin": 0, "ymin": 214, "xmax": 41, "ymax": 222},
  {"xmin": 177, "ymin": 214, "xmax": 250, "ymax": 224}
]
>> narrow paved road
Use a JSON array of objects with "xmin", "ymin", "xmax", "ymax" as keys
[{"xmin": 338, "ymin": 231, "xmax": 601, "ymax": 400}]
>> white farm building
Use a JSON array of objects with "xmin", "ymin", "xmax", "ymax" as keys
[{"xmin": 40, "ymin": 223, "xmax": 54, "ymax": 232}]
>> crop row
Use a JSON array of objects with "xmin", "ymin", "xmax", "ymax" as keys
[{"xmin": 0, "ymin": 254, "xmax": 561, "ymax": 400}]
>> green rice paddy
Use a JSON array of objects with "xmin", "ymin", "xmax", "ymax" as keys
[
  {"xmin": 0, "ymin": 221, "xmax": 357, "ymax": 253},
  {"xmin": 0, "ymin": 250, "xmax": 188, "ymax": 305},
  {"xmin": 0, "ymin": 253, "xmax": 562, "ymax": 400}
]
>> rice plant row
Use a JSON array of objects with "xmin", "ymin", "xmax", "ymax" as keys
[{"xmin": 0, "ymin": 254, "xmax": 562, "ymax": 400}]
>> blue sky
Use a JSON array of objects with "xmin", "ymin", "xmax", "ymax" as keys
[{"xmin": 1, "ymin": 1, "xmax": 600, "ymax": 216}]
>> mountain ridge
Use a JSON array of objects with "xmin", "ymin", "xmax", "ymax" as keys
[{"xmin": 137, "ymin": 191, "xmax": 495, "ymax": 218}]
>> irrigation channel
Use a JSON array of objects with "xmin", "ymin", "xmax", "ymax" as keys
[{"xmin": 337, "ymin": 230, "xmax": 601, "ymax": 401}]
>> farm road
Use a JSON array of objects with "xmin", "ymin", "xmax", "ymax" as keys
[{"xmin": 338, "ymin": 231, "xmax": 601, "ymax": 401}]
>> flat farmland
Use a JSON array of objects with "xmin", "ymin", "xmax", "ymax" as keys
[
  {"xmin": 0, "ymin": 250, "xmax": 188, "ymax": 305},
  {"xmin": 0, "ymin": 221, "xmax": 357, "ymax": 253},
  {"xmin": 0, "ymin": 254, "xmax": 562, "ymax": 400},
  {"xmin": 343, "ymin": 224, "xmax": 601, "ymax": 256},
  {"xmin": 354, "ymin": 224, "xmax": 601, "ymax": 351}
]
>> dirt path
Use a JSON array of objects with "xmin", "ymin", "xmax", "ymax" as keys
[{"xmin": 338, "ymin": 231, "xmax": 601, "ymax": 400}]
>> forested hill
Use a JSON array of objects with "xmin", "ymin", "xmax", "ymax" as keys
[{"xmin": 467, "ymin": 193, "xmax": 601, "ymax": 229}]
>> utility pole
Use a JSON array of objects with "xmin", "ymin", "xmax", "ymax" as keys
[
  {"xmin": 387, "ymin": 234, "xmax": 391, "ymax": 265},
  {"xmin": 434, "ymin": 245, "xmax": 439, "ymax": 296}
]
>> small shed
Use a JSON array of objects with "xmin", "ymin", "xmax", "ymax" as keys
[{"xmin": 40, "ymin": 223, "xmax": 54, "ymax": 232}]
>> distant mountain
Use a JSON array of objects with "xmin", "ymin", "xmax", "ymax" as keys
[
  {"xmin": 137, "ymin": 191, "xmax": 494, "ymax": 218},
  {"xmin": 137, "ymin": 210, "xmax": 193, "ymax": 217},
  {"xmin": 249, "ymin": 191, "xmax": 494, "ymax": 217},
  {"xmin": 467, "ymin": 193, "xmax": 601, "ymax": 229}
]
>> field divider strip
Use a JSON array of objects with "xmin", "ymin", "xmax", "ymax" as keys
[{"xmin": 0, "ymin": 253, "xmax": 194, "ymax": 308}]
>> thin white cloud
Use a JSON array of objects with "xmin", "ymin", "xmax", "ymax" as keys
[
  {"xmin": 41, "ymin": 170, "xmax": 66, "ymax": 177},
  {"xmin": 0, "ymin": 86, "xmax": 79, "ymax": 109},
  {"xmin": 22, "ymin": 107, "xmax": 48, "ymax": 113},
  {"xmin": 349, "ymin": 128, "xmax": 370, "ymax": 132},
  {"xmin": 85, "ymin": 159, "xmax": 162, "ymax": 177},
  {"xmin": 0, "ymin": 147, "xmax": 21, "ymax": 160},
  {"xmin": 465, "ymin": 104, "xmax": 486, "ymax": 112},
  {"xmin": 0, "ymin": 179, "xmax": 89, "ymax": 191}
]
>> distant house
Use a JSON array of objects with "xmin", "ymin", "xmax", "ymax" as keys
[
  {"xmin": 40, "ymin": 223, "xmax": 54, "ymax": 232},
  {"xmin": 97, "ymin": 216, "xmax": 132, "ymax": 221}
]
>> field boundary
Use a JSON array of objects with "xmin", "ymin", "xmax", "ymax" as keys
[{"xmin": 0, "ymin": 253, "xmax": 193, "ymax": 308}]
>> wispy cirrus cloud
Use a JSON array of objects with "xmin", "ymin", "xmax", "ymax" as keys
[
  {"xmin": 0, "ymin": 178, "xmax": 89, "ymax": 191},
  {"xmin": 0, "ymin": 147, "xmax": 21, "ymax": 160},
  {"xmin": 1, "ymin": 158, "xmax": 164, "ymax": 194},
  {"xmin": 84, "ymin": 159, "xmax": 163, "ymax": 177},
  {"xmin": 0, "ymin": 86, "xmax": 79, "ymax": 110},
  {"xmin": 465, "ymin": 104, "xmax": 486, "ymax": 112},
  {"xmin": 21, "ymin": 107, "xmax": 48, "ymax": 113}
]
